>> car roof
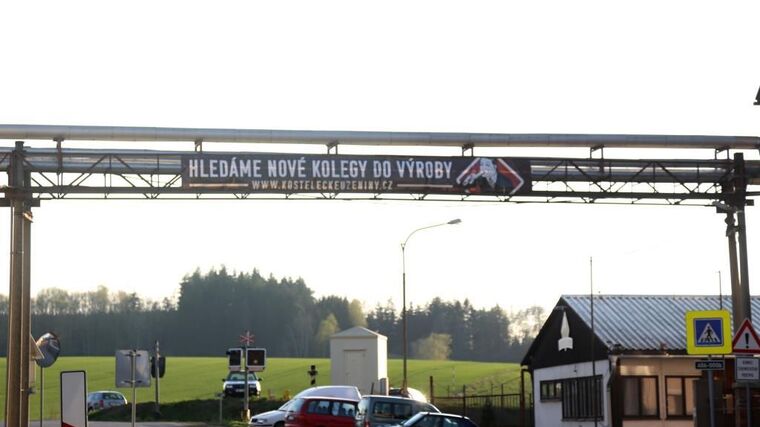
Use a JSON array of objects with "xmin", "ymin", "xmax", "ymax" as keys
[
  {"xmin": 294, "ymin": 385, "xmax": 361, "ymax": 400},
  {"xmin": 388, "ymin": 387, "xmax": 428, "ymax": 402},
  {"xmin": 297, "ymin": 396, "xmax": 359, "ymax": 402},
  {"xmin": 361, "ymin": 395, "xmax": 425, "ymax": 402},
  {"xmin": 419, "ymin": 412, "xmax": 469, "ymax": 419}
]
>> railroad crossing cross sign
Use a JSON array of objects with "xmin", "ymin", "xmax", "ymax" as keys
[
  {"xmin": 732, "ymin": 319, "xmax": 760, "ymax": 354},
  {"xmin": 239, "ymin": 331, "xmax": 255, "ymax": 347},
  {"xmin": 685, "ymin": 310, "xmax": 732, "ymax": 355}
]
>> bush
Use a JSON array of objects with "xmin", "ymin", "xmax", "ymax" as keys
[{"xmin": 88, "ymin": 397, "xmax": 286, "ymax": 423}]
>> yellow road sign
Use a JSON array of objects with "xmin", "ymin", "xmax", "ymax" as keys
[{"xmin": 686, "ymin": 310, "xmax": 732, "ymax": 355}]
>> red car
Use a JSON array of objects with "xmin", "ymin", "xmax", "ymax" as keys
[{"xmin": 285, "ymin": 396, "xmax": 359, "ymax": 427}]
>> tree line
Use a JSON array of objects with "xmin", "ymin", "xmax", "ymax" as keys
[{"xmin": 0, "ymin": 268, "xmax": 544, "ymax": 362}]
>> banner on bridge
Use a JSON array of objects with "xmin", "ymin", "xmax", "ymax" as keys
[{"xmin": 181, "ymin": 154, "xmax": 531, "ymax": 196}]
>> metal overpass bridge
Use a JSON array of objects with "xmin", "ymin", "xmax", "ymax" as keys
[{"xmin": 1, "ymin": 124, "xmax": 760, "ymax": 426}]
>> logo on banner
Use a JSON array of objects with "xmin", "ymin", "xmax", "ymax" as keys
[{"xmin": 456, "ymin": 158, "xmax": 525, "ymax": 195}]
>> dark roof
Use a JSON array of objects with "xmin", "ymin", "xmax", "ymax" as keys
[{"xmin": 562, "ymin": 295, "xmax": 760, "ymax": 352}]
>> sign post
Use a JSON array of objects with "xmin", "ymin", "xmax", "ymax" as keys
[
  {"xmin": 35, "ymin": 332, "xmax": 60, "ymax": 427},
  {"xmin": 732, "ymin": 318, "xmax": 760, "ymax": 427},
  {"xmin": 153, "ymin": 340, "xmax": 161, "ymax": 417},
  {"xmin": 686, "ymin": 310, "xmax": 732, "ymax": 427},
  {"xmin": 239, "ymin": 331, "xmax": 255, "ymax": 421},
  {"xmin": 115, "ymin": 350, "xmax": 150, "ymax": 427}
]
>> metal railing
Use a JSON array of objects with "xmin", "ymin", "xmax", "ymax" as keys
[{"xmin": 431, "ymin": 384, "xmax": 533, "ymax": 427}]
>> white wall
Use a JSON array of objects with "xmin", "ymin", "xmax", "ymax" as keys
[
  {"xmin": 533, "ymin": 356, "xmax": 702, "ymax": 427},
  {"xmin": 618, "ymin": 356, "xmax": 700, "ymax": 427},
  {"xmin": 330, "ymin": 333, "xmax": 387, "ymax": 394},
  {"xmin": 376, "ymin": 336, "xmax": 388, "ymax": 393},
  {"xmin": 532, "ymin": 360, "xmax": 611, "ymax": 427}
]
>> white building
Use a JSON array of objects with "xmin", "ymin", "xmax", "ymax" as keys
[
  {"xmin": 522, "ymin": 295, "xmax": 759, "ymax": 427},
  {"xmin": 330, "ymin": 326, "xmax": 388, "ymax": 395}
]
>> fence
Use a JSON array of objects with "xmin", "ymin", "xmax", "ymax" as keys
[{"xmin": 430, "ymin": 381, "xmax": 533, "ymax": 427}]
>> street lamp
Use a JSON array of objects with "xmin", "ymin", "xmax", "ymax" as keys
[{"xmin": 400, "ymin": 218, "xmax": 461, "ymax": 392}]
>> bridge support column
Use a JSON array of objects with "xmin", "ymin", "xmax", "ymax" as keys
[
  {"xmin": 734, "ymin": 153, "xmax": 752, "ymax": 323},
  {"xmin": 720, "ymin": 153, "xmax": 752, "ymax": 330},
  {"xmin": 4, "ymin": 141, "xmax": 32, "ymax": 427}
]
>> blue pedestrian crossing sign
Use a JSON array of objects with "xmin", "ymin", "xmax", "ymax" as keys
[
  {"xmin": 695, "ymin": 319, "xmax": 722, "ymax": 345},
  {"xmin": 686, "ymin": 310, "xmax": 732, "ymax": 355}
]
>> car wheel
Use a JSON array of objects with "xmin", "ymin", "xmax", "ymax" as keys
[{"xmin": 274, "ymin": 422, "xmax": 284, "ymax": 427}]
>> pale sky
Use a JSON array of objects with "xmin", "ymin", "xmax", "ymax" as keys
[{"xmin": 1, "ymin": 1, "xmax": 759, "ymax": 313}]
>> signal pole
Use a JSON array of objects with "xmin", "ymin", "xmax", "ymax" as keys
[{"xmin": 240, "ymin": 331, "xmax": 255, "ymax": 421}]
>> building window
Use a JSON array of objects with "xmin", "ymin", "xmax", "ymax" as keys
[
  {"xmin": 540, "ymin": 380, "xmax": 562, "ymax": 401},
  {"xmin": 622, "ymin": 376, "xmax": 659, "ymax": 418},
  {"xmin": 666, "ymin": 376, "xmax": 698, "ymax": 418},
  {"xmin": 561, "ymin": 375, "xmax": 602, "ymax": 420}
]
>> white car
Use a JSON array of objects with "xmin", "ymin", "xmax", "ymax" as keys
[
  {"xmin": 249, "ymin": 385, "xmax": 361, "ymax": 427},
  {"xmin": 223, "ymin": 371, "xmax": 262, "ymax": 397},
  {"xmin": 86, "ymin": 391, "xmax": 127, "ymax": 412},
  {"xmin": 249, "ymin": 399, "xmax": 293, "ymax": 427}
]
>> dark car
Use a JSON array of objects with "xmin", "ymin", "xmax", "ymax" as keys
[
  {"xmin": 285, "ymin": 396, "xmax": 359, "ymax": 427},
  {"xmin": 223, "ymin": 371, "xmax": 261, "ymax": 397},
  {"xmin": 355, "ymin": 395, "xmax": 439, "ymax": 427},
  {"xmin": 396, "ymin": 412, "xmax": 478, "ymax": 427},
  {"xmin": 387, "ymin": 388, "xmax": 428, "ymax": 403}
]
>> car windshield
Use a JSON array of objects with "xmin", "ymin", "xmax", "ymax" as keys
[
  {"xmin": 402, "ymin": 413, "xmax": 426, "ymax": 426},
  {"xmin": 305, "ymin": 399, "xmax": 356, "ymax": 417},
  {"xmin": 422, "ymin": 403, "xmax": 440, "ymax": 413},
  {"xmin": 278, "ymin": 400, "xmax": 292, "ymax": 411},
  {"xmin": 372, "ymin": 401, "xmax": 413, "ymax": 419},
  {"xmin": 102, "ymin": 393, "xmax": 123, "ymax": 400},
  {"xmin": 227, "ymin": 372, "xmax": 257, "ymax": 381}
]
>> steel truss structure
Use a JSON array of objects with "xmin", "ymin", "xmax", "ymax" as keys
[
  {"xmin": 0, "ymin": 147, "xmax": 756, "ymax": 205},
  {"xmin": 1, "ymin": 124, "xmax": 759, "ymax": 427}
]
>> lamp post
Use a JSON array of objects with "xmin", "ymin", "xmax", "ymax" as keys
[{"xmin": 400, "ymin": 218, "xmax": 461, "ymax": 393}]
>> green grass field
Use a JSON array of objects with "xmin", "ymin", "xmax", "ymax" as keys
[{"xmin": 0, "ymin": 357, "xmax": 522, "ymax": 420}]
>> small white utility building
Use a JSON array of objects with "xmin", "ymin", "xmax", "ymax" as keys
[{"xmin": 330, "ymin": 326, "xmax": 388, "ymax": 394}]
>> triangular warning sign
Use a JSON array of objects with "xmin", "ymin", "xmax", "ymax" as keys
[
  {"xmin": 732, "ymin": 319, "xmax": 760, "ymax": 354},
  {"xmin": 698, "ymin": 323, "xmax": 721, "ymax": 344}
]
